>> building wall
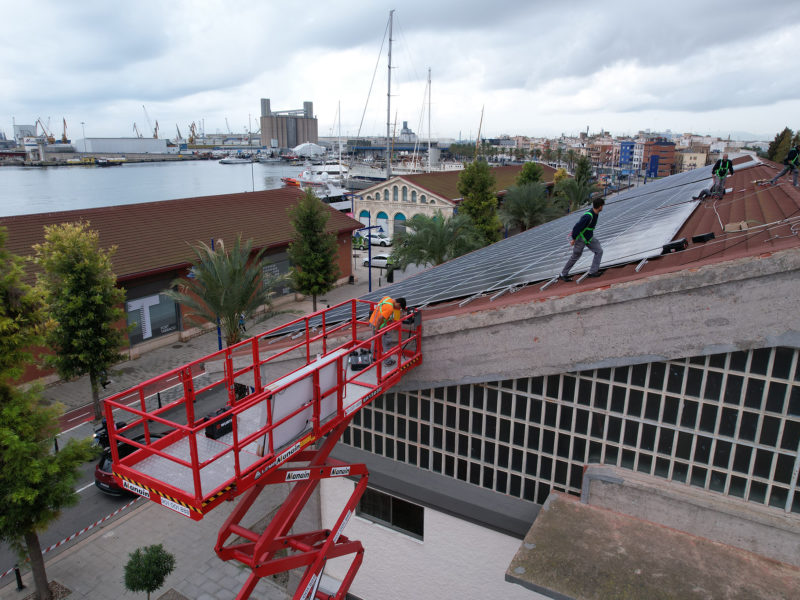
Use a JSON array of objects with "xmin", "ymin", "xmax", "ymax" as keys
[
  {"xmin": 260, "ymin": 116, "xmax": 319, "ymax": 148},
  {"xmin": 321, "ymin": 478, "xmax": 545, "ymax": 600},
  {"xmin": 81, "ymin": 138, "xmax": 171, "ymax": 154},
  {"xmin": 354, "ymin": 180, "xmax": 453, "ymax": 237}
]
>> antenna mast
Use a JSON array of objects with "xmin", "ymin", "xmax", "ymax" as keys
[{"xmin": 427, "ymin": 67, "xmax": 432, "ymax": 172}]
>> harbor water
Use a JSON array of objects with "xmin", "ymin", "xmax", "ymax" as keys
[{"xmin": 0, "ymin": 160, "xmax": 311, "ymax": 217}]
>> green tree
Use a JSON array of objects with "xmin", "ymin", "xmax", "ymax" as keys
[
  {"xmin": 0, "ymin": 228, "xmax": 45, "ymax": 378},
  {"xmin": 555, "ymin": 178, "xmax": 597, "ymax": 213},
  {"xmin": 767, "ymin": 127, "xmax": 793, "ymax": 161},
  {"xmin": 574, "ymin": 155, "xmax": 594, "ymax": 185},
  {"xmin": 499, "ymin": 183, "xmax": 559, "ymax": 232},
  {"xmin": 287, "ymin": 189, "xmax": 340, "ymax": 311},
  {"xmin": 457, "ymin": 160, "xmax": 501, "ymax": 244},
  {"xmin": 124, "ymin": 544, "xmax": 176, "ymax": 600},
  {"xmin": 565, "ymin": 149, "xmax": 577, "ymax": 172},
  {"xmin": 34, "ymin": 222, "xmax": 126, "ymax": 421},
  {"xmin": 391, "ymin": 211, "xmax": 483, "ymax": 268},
  {"xmin": 1, "ymin": 229, "xmax": 95, "ymax": 600},
  {"xmin": 165, "ymin": 235, "xmax": 280, "ymax": 348},
  {"xmin": 516, "ymin": 162, "xmax": 544, "ymax": 186}
]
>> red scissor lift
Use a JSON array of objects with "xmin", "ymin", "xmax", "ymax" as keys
[{"xmin": 103, "ymin": 299, "xmax": 422, "ymax": 599}]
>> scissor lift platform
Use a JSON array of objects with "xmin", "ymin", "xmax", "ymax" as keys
[{"xmin": 103, "ymin": 299, "xmax": 422, "ymax": 599}]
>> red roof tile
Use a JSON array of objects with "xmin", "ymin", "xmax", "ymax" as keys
[{"xmin": 0, "ymin": 188, "xmax": 363, "ymax": 281}]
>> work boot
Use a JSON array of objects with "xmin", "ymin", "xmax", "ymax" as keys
[
  {"xmin": 587, "ymin": 270, "xmax": 605, "ymax": 278},
  {"xmin": 559, "ymin": 273, "xmax": 573, "ymax": 282}
]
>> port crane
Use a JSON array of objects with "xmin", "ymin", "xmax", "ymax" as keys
[
  {"xmin": 133, "ymin": 123, "xmax": 143, "ymax": 138},
  {"xmin": 104, "ymin": 299, "xmax": 423, "ymax": 599},
  {"xmin": 142, "ymin": 105, "xmax": 159, "ymax": 138},
  {"xmin": 35, "ymin": 118, "xmax": 56, "ymax": 144},
  {"xmin": 61, "ymin": 118, "xmax": 69, "ymax": 143},
  {"xmin": 188, "ymin": 122, "xmax": 198, "ymax": 144}
]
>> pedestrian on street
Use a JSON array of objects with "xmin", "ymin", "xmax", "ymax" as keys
[
  {"xmin": 769, "ymin": 144, "xmax": 800, "ymax": 187},
  {"xmin": 711, "ymin": 153, "xmax": 734, "ymax": 193},
  {"xmin": 560, "ymin": 197, "xmax": 605, "ymax": 281},
  {"xmin": 239, "ymin": 313, "xmax": 246, "ymax": 333}
]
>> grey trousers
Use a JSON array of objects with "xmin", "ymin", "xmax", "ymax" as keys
[
  {"xmin": 770, "ymin": 164, "xmax": 799, "ymax": 186},
  {"xmin": 562, "ymin": 237, "xmax": 603, "ymax": 276}
]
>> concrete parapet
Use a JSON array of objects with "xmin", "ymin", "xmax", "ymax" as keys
[{"xmin": 582, "ymin": 464, "xmax": 800, "ymax": 567}]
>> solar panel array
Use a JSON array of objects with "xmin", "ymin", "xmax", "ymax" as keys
[{"xmin": 315, "ymin": 162, "xmax": 742, "ymax": 325}]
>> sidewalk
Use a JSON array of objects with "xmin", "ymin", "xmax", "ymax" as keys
[
  {"xmin": 0, "ymin": 485, "xmax": 295, "ymax": 600},
  {"xmin": 3, "ymin": 258, "xmax": 417, "ymax": 599}
]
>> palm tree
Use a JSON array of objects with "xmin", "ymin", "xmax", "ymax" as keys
[
  {"xmin": 165, "ymin": 235, "xmax": 282, "ymax": 347},
  {"xmin": 565, "ymin": 149, "xmax": 577, "ymax": 173},
  {"xmin": 498, "ymin": 182, "xmax": 559, "ymax": 232},
  {"xmin": 391, "ymin": 211, "xmax": 483, "ymax": 268},
  {"xmin": 555, "ymin": 178, "xmax": 598, "ymax": 213}
]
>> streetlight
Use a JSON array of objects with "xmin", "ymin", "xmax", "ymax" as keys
[{"xmin": 80, "ymin": 122, "xmax": 86, "ymax": 153}]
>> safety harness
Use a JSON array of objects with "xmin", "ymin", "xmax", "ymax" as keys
[
  {"xmin": 369, "ymin": 296, "xmax": 394, "ymax": 329},
  {"xmin": 577, "ymin": 211, "xmax": 597, "ymax": 244},
  {"xmin": 715, "ymin": 160, "xmax": 730, "ymax": 177}
]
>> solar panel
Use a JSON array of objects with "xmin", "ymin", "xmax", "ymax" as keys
[{"xmin": 312, "ymin": 161, "xmax": 750, "ymax": 326}]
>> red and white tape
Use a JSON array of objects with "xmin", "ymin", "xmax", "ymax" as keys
[{"xmin": 1, "ymin": 497, "xmax": 139, "ymax": 580}]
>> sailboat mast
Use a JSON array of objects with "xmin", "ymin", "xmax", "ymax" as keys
[
  {"xmin": 386, "ymin": 9, "xmax": 394, "ymax": 179},
  {"xmin": 427, "ymin": 67, "xmax": 432, "ymax": 173}
]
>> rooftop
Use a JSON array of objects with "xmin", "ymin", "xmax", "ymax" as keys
[{"xmin": 0, "ymin": 188, "xmax": 363, "ymax": 281}]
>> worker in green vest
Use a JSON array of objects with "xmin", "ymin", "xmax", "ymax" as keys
[
  {"xmin": 711, "ymin": 153, "xmax": 734, "ymax": 193},
  {"xmin": 560, "ymin": 197, "xmax": 605, "ymax": 281},
  {"xmin": 769, "ymin": 144, "xmax": 800, "ymax": 187}
]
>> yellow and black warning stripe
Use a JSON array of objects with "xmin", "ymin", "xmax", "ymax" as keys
[
  {"xmin": 202, "ymin": 484, "xmax": 234, "ymax": 508},
  {"xmin": 400, "ymin": 355, "xmax": 421, "ymax": 372},
  {"xmin": 116, "ymin": 472, "xmax": 204, "ymax": 516}
]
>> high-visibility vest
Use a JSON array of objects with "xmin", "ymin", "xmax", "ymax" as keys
[
  {"xmin": 577, "ymin": 211, "xmax": 597, "ymax": 244},
  {"xmin": 369, "ymin": 296, "xmax": 395, "ymax": 329},
  {"xmin": 790, "ymin": 150, "xmax": 800, "ymax": 166}
]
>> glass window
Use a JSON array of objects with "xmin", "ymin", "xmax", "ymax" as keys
[
  {"xmin": 357, "ymin": 487, "xmax": 424, "ymax": 540},
  {"xmin": 411, "ymin": 190, "xmax": 417, "ymax": 203},
  {"xmin": 393, "ymin": 186, "xmax": 398, "ymax": 201},
  {"xmin": 402, "ymin": 186, "xmax": 408, "ymax": 202},
  {"xmin": 420, "ymin": 194, "xmax": 427, "ymax": 204}
]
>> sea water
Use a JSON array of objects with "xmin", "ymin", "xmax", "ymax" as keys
[{"xmin": 0, "ymin": 160, "xmax": 307, "ymax": 217}]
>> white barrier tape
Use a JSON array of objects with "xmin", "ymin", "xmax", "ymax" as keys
[{"xmin": 1, "ymin": 497, "xmax": 139, "ymax": 579}]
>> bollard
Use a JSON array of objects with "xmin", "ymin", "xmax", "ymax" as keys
[
  {"xmin": 14, "ymin": 565, "xmax": 25, "ymax": 590},
  {"xmin": 157, "ymin": 392, "xmax": 162, "ymax": 409}
]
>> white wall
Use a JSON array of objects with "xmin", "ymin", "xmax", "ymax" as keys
[{"xmin": 320, "ymin": 478, "xmax": 546, "ymax": 600}]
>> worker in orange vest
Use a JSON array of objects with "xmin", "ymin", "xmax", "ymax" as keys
[{"xmin": 368, "ymin": 296, "xmax": 407, "ymax": 367}]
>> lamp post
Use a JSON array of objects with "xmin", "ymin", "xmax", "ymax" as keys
[{"xmin": 80, "ymin": 122, "xmax": 86, "ymax": 153}]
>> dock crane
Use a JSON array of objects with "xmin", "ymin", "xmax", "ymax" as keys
[
  {"xmin": 133, "ymin": 123, "xmax": 143, "ymax": 138},
  {"xmin": 61, "ymin": 118, "xmax": 69, "ymax": 143},
  {"xmin": 35, "ymin": 118, "xmax": 56, "ymax": 144},
  {"xmin": 188, "ymin": 122, "xmax": 197, "ymax": 144},
  {"xmin": 104, "ymin": 299, "xmax": 423, "ymax": 599},
  {"xmin": 142, "ymin": 105, "xmax": 159, "ymax": 138},
  {"xmin": 175, "ymin": 124, "xmax": 183, "ymax": 142}
]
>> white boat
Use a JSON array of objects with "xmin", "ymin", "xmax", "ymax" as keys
[
  {"xmin": 219, "ymin": 156, "xmax": 253, "ymax": 164},
  {"xmin": 258, "ymin": 155, "xmax": 282, "ymax": 163}
]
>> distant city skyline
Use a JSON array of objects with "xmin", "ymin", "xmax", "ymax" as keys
[{"xmin": 3, "ymin": 1, "xmax": 798, "ymax": 143}]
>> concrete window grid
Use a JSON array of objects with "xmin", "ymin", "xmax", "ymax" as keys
[{"xmin": 343, "ymin": 347, "xmax": 800, "ymax": 514}]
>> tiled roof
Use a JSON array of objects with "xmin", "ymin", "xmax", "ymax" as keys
[
  {"xmin": 0, "ymin": 188, "xmax": 363, "ymax": 281},
  {"xmin": 376, "ymin": 163, "xmax": 559, "ymax": 202}
]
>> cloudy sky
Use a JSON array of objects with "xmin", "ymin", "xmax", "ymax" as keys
[{"xmin": 3, "ymin": 1, "xmax": 799, "ymax": 143}]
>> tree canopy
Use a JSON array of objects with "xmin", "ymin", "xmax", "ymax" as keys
[
  {"xmin": 165, "ymin": 235, "xmax": 281, "ymax": 347},
  {"xmin": 391, "ymin": 211, "xmax": 483, "ymax": 268},
  {"xmin": 499, "ymin": 183, "xmax": 559, "ymax": 232},
  {"xmin": 1, "ymin": 229, "xmax": 95, "ymax": 600},
  {"xmin": 516, "ymin": 162, "xmax": 544, "ymax": 186},
  {"xmin": 33, "ymin": 221, "xmax": 126, "ymax": 421},
  {"xmin": 457, "ymin": 160, "xmax": 501, "ymax": 244},
  {"xmin": 287, "ymin": 189, "xmax": 340, "ymax": 311},
  {"xmin": 555, "ymin": 178, "xmax": 597, "ymax": 213},
  {"xmin": 573, "ymin": 155, "xmax": 594, "ymax": 185},
  {"xmin": 0, "ymin": 227, "xmax": 45, "ymax": 380},
  {"xmin": 768, "ymin": 127, "xmax": 795, "ymax": 163},
  {"xmin": 124, "ymin": 544, "xmax": 176, "ymax": 600}
]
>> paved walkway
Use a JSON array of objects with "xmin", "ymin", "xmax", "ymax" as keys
[{"xmin": 2, "ymin": 258, "xmax": 418, "ymax": 599}]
